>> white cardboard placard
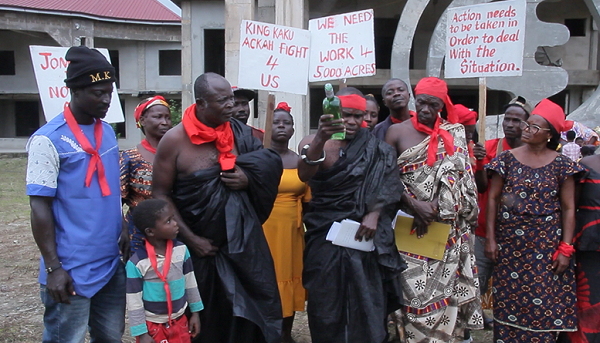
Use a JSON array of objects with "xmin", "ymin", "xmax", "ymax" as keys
[
  {"xmin": 29, "ymin": 45, "xmax": 124, "ymax": 123},
  {"xmin": 308, "ymin": 9, "xmax": 376, "ymax": 82},
  {"xmin": 445, "ymin": 0, "xmax": 526, "ymax": 79},
  {"xmin": 238, "ymin": 20, "xmax": 311, "ymax": 95}
]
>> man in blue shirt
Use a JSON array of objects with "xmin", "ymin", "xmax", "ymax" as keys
[{"xmin": 26, "ymin": 46, "xmax": 128, "ymax": 343}]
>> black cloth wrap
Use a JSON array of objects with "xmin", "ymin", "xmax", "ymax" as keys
[
  {"xmin": 172, "ymin": 119, "xmax": 283, "ymax": 343},
  {"xmin": 302, "ymin": 128, "xmax": 407, "ymax": 343},
  {"xmin": 64, "ymin": 46, "xmax": 116, "ymax": 88}
]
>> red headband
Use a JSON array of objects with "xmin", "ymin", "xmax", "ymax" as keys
[
  {"xmin": 338, "ymin": 94, "xmax": 366, "ymax": 112},
  {"xmin": 455, "ymin": 104, "xmax": 477, "ymax": 126},
  {"xmin": 414, "ymin": 77, "xmax": 457, "ymax": 124},
  {"xmin": 134, "ymin": 95, "xmax": 169, "ymax": 128},
  {"xmin": 532, "ymin": 99, "xmax": 573, "ymax": 133},
  {"xmin": 275, "ymin": 102, "xmax": 291, "ymax": 113}
]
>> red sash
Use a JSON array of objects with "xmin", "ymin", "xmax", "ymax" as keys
[
  {"xmin": 63, "ymin": 103, "xmax": 111, "ymax": 196},
  {"xmin": 182, "ymin": 104, "xmax": 236, "ymax": 171},
  {"xmin": 410, "ymin": 114, "xmax": 454, "ymax": 166},
  {"xmin": 140, "ymin": 139, "xmax": 156, "ymax": 154},
  {"xmin": 145, "ymin": 239, "xmax": 174, "ymax": 325}
]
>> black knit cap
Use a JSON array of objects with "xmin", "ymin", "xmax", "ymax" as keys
[{"xmin": 64, "ymin": 46, "xmax": 116, "ymax": 89}]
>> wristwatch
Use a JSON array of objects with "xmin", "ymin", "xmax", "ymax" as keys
[
  {"xmin": 301, "ymin": 144, "xmax": 326, "ymax": 165},
  {"xmin": 45, "ymin": 262, "xmax": 62, "ymax": 274}
]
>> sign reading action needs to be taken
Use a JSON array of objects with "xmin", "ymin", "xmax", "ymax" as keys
[{"xmin": 445, "ymin": 0, "xmax": 526, "ymax": 79}]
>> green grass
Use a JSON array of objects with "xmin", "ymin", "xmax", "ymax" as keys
[{"xmin": 0, "ymin": 157, "xmax": 29, "ymax": 223}]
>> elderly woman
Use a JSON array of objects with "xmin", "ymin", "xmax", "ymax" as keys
[
  {"xmin": 485, "ymin": 99, "xmax": 583, "ymax": 342},
  {"xmin": 120, "ymin": 96, "xmax": 172, "ymax": 254}
]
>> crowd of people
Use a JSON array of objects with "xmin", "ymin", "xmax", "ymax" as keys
[{"xmin": 24, "ymin": 45, "xmax": 600, "ymax": 343}]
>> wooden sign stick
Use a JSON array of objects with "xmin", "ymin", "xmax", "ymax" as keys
[
  {"xmin": 478, "ymin": 77, "xmax": 487, "ymax": 143},
  {"xmin": 263, "ymin": 93, "xmax": 276, "ymax": 149},
  {"xmin": 339, "ymin": 78, "xmax": 347, "ymax": 90}
]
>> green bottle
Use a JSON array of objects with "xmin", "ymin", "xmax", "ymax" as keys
[{"xmin": 323, "ymin": 83, "xmax": 345, "ymax": 140}]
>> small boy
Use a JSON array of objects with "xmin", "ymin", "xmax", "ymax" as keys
[{"xmin": 126, "ymin": 199, "xmax": 203, "ymax": 343}]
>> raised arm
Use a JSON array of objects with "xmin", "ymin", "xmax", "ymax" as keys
[
  {"xmin": 297, "ymin": 114, "xmax": 344, "ymax": 182},
  {"xmin": 152, "ymin": 129, "xmax": 218, "ymax": 257}
]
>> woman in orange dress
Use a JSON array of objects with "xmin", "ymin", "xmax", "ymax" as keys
[{"xmin": 263, "ymin": 102, "xmax": 309, "ymax": 343}]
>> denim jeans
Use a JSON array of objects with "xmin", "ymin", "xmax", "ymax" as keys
[
  {"xmin": 40, "ymin": 261, "xmax": 126, "ymax": 343},
  {"xmin": 474, "ymin": 235, "xmax": 494, "ymax": 295}
]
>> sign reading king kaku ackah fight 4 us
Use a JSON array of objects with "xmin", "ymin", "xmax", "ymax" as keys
[
  {"xmin": 308, "ymin": 9, "xmax": 376, "ymax": 82},
  {"xmin": 29, "ymin": 45, "xmax": 124, "ymax": 123},
  {"xmin": 238, "ymin": 20, "xmax": 311, "ymax": 95},
  {"xmin": 445, "ymin": 0, "xmax": 526, "ymax": 78}
]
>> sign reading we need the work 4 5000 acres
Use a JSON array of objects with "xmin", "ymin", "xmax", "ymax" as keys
[
  {"xmin": 445, "ymin": 0, "xmax": 526, "ymax": 79},
  {"xmin": 308, "ymin": 9, "xmax": 376, "ymax": 82}
]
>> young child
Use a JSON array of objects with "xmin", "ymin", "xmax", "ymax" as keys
[{"xmin": 126, "ymin": 199, "xmax": 203, "ymax": 343}]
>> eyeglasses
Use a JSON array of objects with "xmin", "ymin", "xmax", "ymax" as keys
[{"xmin": 519, "ymin": 121, "xmax": 551, "ymax": 135}]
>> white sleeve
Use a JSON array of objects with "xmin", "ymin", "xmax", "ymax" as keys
[{"xmin": 26, "ymin": 135, "xmax": 60, "ymax": 190}]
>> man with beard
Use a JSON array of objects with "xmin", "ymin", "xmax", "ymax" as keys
[
  {"xmin": 385, "ymin": 77, "xmax": 483, "ymax": 343},
  {"xmin": 26, "ymin": 46, "xmax": 127, "ymax": 342},
  {"xmin": 298, "ymin": 88, "xmax": 406, "ymax": 343},
  {"xmin": 372, "ymin": 78, "xmax": 415, "ymax": 140},
  {"xmin": 232, "ymin": 86, "xmax": 264, "ymax": 142},
  {"xmin": 152, "ymin": 73, "xmax": 283, "ymax": 343}
]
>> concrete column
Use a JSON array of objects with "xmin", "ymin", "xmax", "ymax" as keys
[
  {"xmin": 181, "ymin": 0, "xmax": 194, "ymax": 108},
  {"xmin": 269, "ymin": 0, "xmax": 310, "ymax": 151},
  {"xmin": 224, "ymin": 0, "xmax": 254, "ymax": 85}
]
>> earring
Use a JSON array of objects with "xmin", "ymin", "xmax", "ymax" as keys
[{"xmin": 547, "ymin": 138, "xmax": 551, "ymax": 142}]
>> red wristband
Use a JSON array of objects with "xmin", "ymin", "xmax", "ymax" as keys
[{"xmin": 552, "ymin": 241, "xmax": 575, "ymax": 261}]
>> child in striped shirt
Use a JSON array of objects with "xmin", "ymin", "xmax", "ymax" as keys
[{"xmin": 126, "ymin": 199, "xmax": 203, "ymax": 343}]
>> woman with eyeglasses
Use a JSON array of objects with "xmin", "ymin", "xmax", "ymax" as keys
[{"xmin": 485, "ymin": 99, "xmax": 584, "ymax": 342}]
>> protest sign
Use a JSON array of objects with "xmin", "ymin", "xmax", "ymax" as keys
[
  {"xmin": 445, "ymin": 0, "xmax": 526, "ymax": 79},
  {"xmin": 29, "ymin": 45, "xmax": 124, "ymax": 123},
  {"xmin": 238, "ymin": 20, "xmax": 311, "ymax": 95},
  {"xmin": 309, "ymin": 9, "xmax": 376, "ymax": 82}
]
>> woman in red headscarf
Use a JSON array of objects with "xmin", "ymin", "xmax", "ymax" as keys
[
  {"xmin": 261, "ymin": 102, "xmax": 309, "ymax": 343},
  {"xmin": 485, "ymin": 99, "xmax": 583, "ymax": 342},
  {"xmin": 120, "ymin": 96, "xmax": 172, "ymax": 254}
]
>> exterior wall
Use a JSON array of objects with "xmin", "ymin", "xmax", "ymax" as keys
[
  {"xmin": 0, "ymin": 30, "xmax": 58, "ymax": 95},
  {"xmin": 0, "ymin": 9, "xmax": 182, "ymax": 150},
  {"xmin": 145, "ymin": 41, "xmax": 184, "ymax": 91},
  {"xmin": 538, "ymin": 0, "xmax": 596, "ymax": 70},
  {"xmin": 181, "ymin": 1, "xmax": 225, "ymax": 107}
]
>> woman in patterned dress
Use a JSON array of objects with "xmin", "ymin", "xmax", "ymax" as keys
[
  {"xmin": 485, "ymin": 99, "xmax": 583, "ymax": 343},
  {"xmin": 120, "ymin": 96, "xmax": 172, "ymax": 254}
]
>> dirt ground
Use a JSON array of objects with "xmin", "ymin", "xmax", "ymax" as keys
[{"xmin": 0, "ymin": 157, "xmax": 492, "ymax": 343}]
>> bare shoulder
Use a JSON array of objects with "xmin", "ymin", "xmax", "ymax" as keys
[
  {"xmin": 385, "ymin": 120, "xmax": 414, "ymax": 143},
  {"xmin": 155, "ymin": 124, "xmax": 186, "ymax": 164},
  {"xmin": 160, "ymin": 124, "xmax": 185, "ymax": 147},
  {"xmin": 298, "ymin": 134, "xmax": 316, "ymax": 151}
]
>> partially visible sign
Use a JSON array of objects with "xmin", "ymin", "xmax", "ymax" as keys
[
  {"xmin": 445, "ymin": 0, "xmax": 526, "ymax": 78},
  {"xmin": 308, "ymin": 9, "xmax": 376, "ymax": 82},
  {"xmin": 238, "ymin": 20, "xmax": 311, "ymax": 95},
  {"xmin": 29, "ymin": 45, "xmax": 124, "ymax": 123}
]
